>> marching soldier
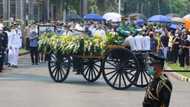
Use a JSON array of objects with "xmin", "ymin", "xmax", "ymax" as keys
[{"xmin": 143, "ymin": 53, "xmax": 172, "ymax": 107}]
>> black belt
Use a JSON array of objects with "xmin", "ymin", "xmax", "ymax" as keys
[{"xmin": 143, "ymin": 100, "xmax": 161, "ymax": 107}]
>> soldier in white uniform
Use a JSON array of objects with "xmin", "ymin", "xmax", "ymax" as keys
[
  {"xmin": 143, "ymin": 34, "xmax": 151, "ymax": 51},
  {"xmin": 134, "ymin": 29, "xmax": 144, "ymax": 51},
  {"xmin": 122, "ymin": 33, "xmax": 137, "ymax": 51},
  {"xmin": 8, "ymin": 26, "xmax": 22, "ymax": 67},
  {"xmin": 16, "ymin": 26, "xmax": 22, "ymax": 48}
]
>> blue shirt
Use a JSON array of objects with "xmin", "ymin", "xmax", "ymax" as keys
[{"xmin": 29, "ymin": 31, "xmax": 38, "ymax": 47}]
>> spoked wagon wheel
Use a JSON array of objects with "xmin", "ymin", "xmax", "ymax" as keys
[
  {"xmin": 82, "ymin": 59, "xmax": 102, "ymax": 82},
  {"xmin": 130, "ymin": 53, "xmax": 153, "ymax": 88},
  {"xmin": 103, "ymin": 48, "xmax": 139, "ymax": 90},
  {"xmin": 48, "ymin": 53, "xmax": 71, "ymax": 82}
]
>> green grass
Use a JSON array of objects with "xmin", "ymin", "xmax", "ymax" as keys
[{"xmin": 167, "ymin": 63, "xmax": 190, "ymax": 78}]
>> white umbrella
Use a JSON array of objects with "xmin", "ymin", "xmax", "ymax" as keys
[
  {"xmin": 171, "ymin": 17, "xmax": 183, "ymax": 23},
  {"xmin": 183, "ymin": 14, "xmax": 190, "ymax": 19},
  {"xmin": 103, "ymin": 12, "xmax": 121, "ymax": 22}
]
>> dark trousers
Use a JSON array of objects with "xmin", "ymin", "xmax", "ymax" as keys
[
  {"xmin": 179, "ymin": 48, "xmax": 189, "ymax": 67},
  {"xmin": 73, "ymin": 57, "xmax": 83, "ymax": 71},
  {"xmin": 167, "ymin": 47, "xmax": 173, "ymax": 62},
  {"xmin": 30, "ymin": 47, "xmax": 39, "ymax": 64},
  {"xmin": 0, "ymin": 50, "xmax": 5, "ymax": 72},
  {"xmin": 172, "ymin": 48, "xmax": 179, "ymax": 63},
  {"xmin": 39, "ymin": 52, "xmax": 48, "ymax": 62}
]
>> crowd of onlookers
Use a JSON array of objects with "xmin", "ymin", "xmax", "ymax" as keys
[
  {"xmin": 0, "ymin": 19, "xmax": 190, "ymax": 72},
  {"xmin": 50, "ymin": 20, "xmax": 190, "ymax": 69}
]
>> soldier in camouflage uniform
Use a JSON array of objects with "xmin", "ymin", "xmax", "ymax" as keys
[{"xmin": 143, "ymin": 54, "xmax": 172, "ymax": 107}]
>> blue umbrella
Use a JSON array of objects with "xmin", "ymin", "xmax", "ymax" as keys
[
  {"xmin": 169, "ymin": 24, "xmax": 177, "ymax": 29},
  {"xmin": 148, "ymin": 15, "xmax": 171, "ymax": 23},
  {"xmin": 84, "ymin": 13, "xmax": 104, "ymax": 21},
  {"xmin": 169, "ymin": 24, "xmax": 182, "ymax": 30},
  {"xmin": 135, "ymin": 19, "xmax": 145, "ymax": 26}
]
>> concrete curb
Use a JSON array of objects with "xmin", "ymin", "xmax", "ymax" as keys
[
  {"xmin": 165, "ymin": 72, "xmax": 190, "ymax": 82},
  {"xmin": 165, "ymin": 65, "xmax": 190, "ymax": 82}
]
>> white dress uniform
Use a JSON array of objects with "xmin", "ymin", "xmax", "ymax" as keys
[
  {"xmin": 16, "ymin": 28, "xmax": 22, "ymax": 48},
  {"xmin": 123, "ymin": 35, "xmax": 137, "ymax": 51},
  {"xmin": 8, "ymin": 30, "xmax": 14, "ymax": 66},
  {"xmin": 8, "ymin": 29, "xmax": 22, "ymax": 66},
  {"xmin": 134, "ymin": 34, "xmax": 144, "ymax": 51},
  {"xmin": 143, "ymin": 35, "xmax": 151, "ymax": 51}
]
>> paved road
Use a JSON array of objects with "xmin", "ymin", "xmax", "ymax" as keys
[{"xmin": 0, "ymin": 55, "xmax": 190, "ymax": 107}]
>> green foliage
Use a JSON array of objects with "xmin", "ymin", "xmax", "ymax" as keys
[
  {"xmin": 169, "ymin": 0, "xmax": 190, "ymax": 16},
  {"xmin": 122, "ymin": 0, "xmax": 190, "ymax": 16},
  {"xmin": 167, "ymin": 63, "xmax": 190, "ymax": 78},
  {"xmin": 105, "ymin": 32, "xmax": 124, "ymax": 45},
  {"xmin": 49, "ymin": 0, "xmax": 190, "ymax": 17},
  {"xmin": 87, "ymin": 0, "xmax": 98, "ymax": 13}
]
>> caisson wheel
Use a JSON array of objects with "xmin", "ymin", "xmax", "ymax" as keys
[
  {"xmin": 103, "ymin": 48, "xmax": 138, "ymax": 90},
  {"xmin": 82, "ymin": 59, "xmax": 102, "ymax": 82},
  {"xmin": 131, "ymin": 53, "xmax": 153, "ymax": 88},
  {"xmin": 48, "ymin": 53, "xmax": 71, "ymax": 82}
]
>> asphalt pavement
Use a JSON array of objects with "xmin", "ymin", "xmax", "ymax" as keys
[{"xmin": 0, "ymin": 55, "xmax": 190, "ymax": 107}]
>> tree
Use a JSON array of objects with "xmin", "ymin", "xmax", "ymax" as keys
[{"xmin": 49, "ymin": 0, "xmax": 190, "ymax": 19}]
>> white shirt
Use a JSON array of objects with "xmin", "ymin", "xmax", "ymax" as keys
[
  {"xmin": 9, "ymin": 29, "xmax": 22, "ymax": 48},
  {"xmin": 134, "ymin": 34, "xmax": 144, "ymax": 51},
  {"xmin": 16, "ymin": 28, "xmax": 22, "ymax": 48},
  {"xmin": 143, "ymin": 36, "xmax": 151, "ymax": 51},
  {"xmin": 75, "ymin": 24, "xmax": 84, "ymax": 31},
  {"xmin": 123, "ymin": 35, "xmax": 136, "ymax": 51}
]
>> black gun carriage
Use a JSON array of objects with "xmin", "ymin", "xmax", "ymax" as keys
[
  {"xmin": 38, "ymin": 24, "xmax": 155, "ymax": 90},
  {"xmin": 48, "ymin": 45, "xmax": 154, "ymax": 90}
]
